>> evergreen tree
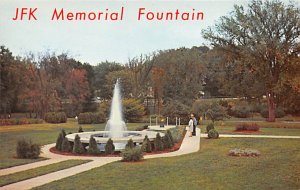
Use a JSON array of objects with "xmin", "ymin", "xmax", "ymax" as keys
[
  {"xmin": 142, "ymin": 135, "xmax": 152, "ymax": 153},
  {"xmin": 163, "ymin": 133, "xmax": 172, "ymax": 149},
  {"xmin": 78, "ymin": 126, "xmax": 84, "ymax": 133},
  {"xmin": 73, "ymin": 134, "xmax": 85, "ymax": 154},
  {"xmin": 61, "ymin": 137, "xmax": 71, "ymax": 152},
  {"xmin": 166, "ymin": 130, "xmax": 174, "ymax": 146},
  {"xmin": 105, "ymin": 138, "xmax": 115, "ymax": 154},
  {"xmin": 55, "ymin": 132, "xmax": 64, "ymax": 151},
  {"xmin": 87, "ymin": 136, "xmax": 100, "ymax": 155},
  {"xmin": 125, "ymin": 139, "xmax": 135, "ymax": 150},
  {"xmin": 154, "ymin": 133, "xmax": 164, "ymax": 151},
  {"xmin": 61, "ymin": 129, "xmax": 67, "ymax": 137}
]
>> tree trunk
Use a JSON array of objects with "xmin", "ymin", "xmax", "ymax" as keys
[{"xmin": 267, "ymin": 93, "xmax": 276, "ymax": 122}]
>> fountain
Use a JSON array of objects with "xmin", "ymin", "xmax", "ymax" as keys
[
  {"xmin": 65, "ymin": 79, "xmax": 164, "ymax": 151},
  {"xmin": 104, "ymin": 79, "xmax": 127, "ymax": 138}
]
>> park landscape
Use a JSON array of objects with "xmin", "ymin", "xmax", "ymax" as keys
[{"xmin": 1, "ymin": 0, "xmax": 300, "ymax": 189}]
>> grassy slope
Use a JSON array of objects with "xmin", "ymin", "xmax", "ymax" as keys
[
  {"xmin": 0, "ymin": 120, "xmax": 146, "ymax": 169},
  {"xmin": 32, "ymin": 138, "xmax": 300, "ymax": 190},
  {"xmin": 0, "ymin": 159, "xmax": 91, "ymax": 187}
]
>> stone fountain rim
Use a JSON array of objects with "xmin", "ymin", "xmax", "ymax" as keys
[{"xmin": 65, "ymin": 130, "xmax": 164, "ymax": 144}]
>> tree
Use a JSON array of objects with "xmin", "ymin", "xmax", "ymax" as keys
[
  {"xmin": 65, "ymin": 69, "xmax": 90, "ymax": 116},
  {"xmin": 154, "ymin": 133, "xmax": 164, "ymax": 151},
  {"xmin": 73, "ymin": 134, "xmax": 85, "ymax": 154},
  {"xmin": 125, "ymin": 138, "xmax": 135, "ymax": 149},
  {"xmin": 123, "ymin": 98, "xmax": 146, "ymax": 122},
  {"xmin": 0, "ymin": 46, "xmax": 24, "ymax": 117},
  {"xmin": 87, "ymin": 136, "xmax": 100, "ymax": 155},
  {"xmin": 55, "ymin": 132, "xmax": 64, "ymax": 151},
  {"xmin": 93, "ymin": 61, "xmax": 124, "ymax": 100},
  {"xmin": 153, "ymin": 47, "xmax": 206, "ymax": 105},
  {"xmin": 61, "ymin": 137, "xmax": 72, "ymax": 152},
  {"xmin": 203, "ymin": 0, "xmax": 300, "ymax": 121},
  {"xmin": 142, "ymin": 135, "xmax": 152, "ymax": 153},
  {"xmin": 105, "ymin": 138, "xmax": 115, "ymax": 154}
]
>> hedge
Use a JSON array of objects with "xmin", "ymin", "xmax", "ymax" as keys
[{"xmin": 44, "ymin": 112, "xmax": 67, "ymax": 123}]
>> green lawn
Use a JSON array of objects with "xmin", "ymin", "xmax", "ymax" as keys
[
  {"xmin": 0, "ymin": 159, "xmax": 91, "ymax": 187},
  {"xmin": 0, "ymin": 119, "xmax": 146, "ymax": 169},
  {"xmin": 32, "ymin": 138, "xmax": 300, "ymax": 190}
]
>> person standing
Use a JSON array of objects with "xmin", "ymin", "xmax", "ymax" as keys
[
  {"xmin": 188, "ymin": 117, "xmax": 194, "ymax": 137},
  {"xmin": 191, "ymin": 113, "xmax": 197, "ymax": 136}
]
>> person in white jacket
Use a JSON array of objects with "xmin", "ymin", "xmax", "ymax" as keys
[{"xmin": 188, "ymin": 117, "xmax": 194, "ymax": 137}]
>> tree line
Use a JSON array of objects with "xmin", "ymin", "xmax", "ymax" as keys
[{"xmin": 1, "ymin": 0, "xmax": 299, "ymax": 121}]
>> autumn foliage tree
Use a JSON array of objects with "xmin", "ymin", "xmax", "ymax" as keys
[{"xmin": 64, "ymin": 69, "xmax": 90, "ymax": 116}]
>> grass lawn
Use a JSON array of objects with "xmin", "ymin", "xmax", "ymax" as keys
[
  {"xmin": 0, "ymin": 159, "xmax": 91, "ymax": 187},
  {"xmin": 199, "ymin": 120, "xmax": 300, "ymax": 136},
  {"xmin": 32, "ymin": 138, "xmax": 300, "ymax": 190},
  {"xmin": 0, "ymin": 119, "xmax": 146, "ymax": 169}
]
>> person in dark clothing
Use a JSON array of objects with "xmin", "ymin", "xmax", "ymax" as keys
[{"xmin": 191, "ymin": 113, "xmax": 197, "ymax": 136}]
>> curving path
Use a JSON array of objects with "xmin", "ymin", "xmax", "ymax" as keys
[{"xmin": 0, "ymin": 128, "xmax": 201, "ymax": 190}]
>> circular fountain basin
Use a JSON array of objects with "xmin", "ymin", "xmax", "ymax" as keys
[
  {"xmin": 66, "ymin": 131, "xmax": 164, "ymax": 149},
  {"xmin": 148, "ymin": 125, "xmax": 177, "ymax": 131}
]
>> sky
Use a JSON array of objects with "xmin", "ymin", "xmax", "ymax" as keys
[{"xmin": 0, "ymin": 0, "xmax": 251, "ymax": 65}]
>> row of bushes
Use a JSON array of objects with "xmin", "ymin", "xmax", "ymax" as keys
[
  {"xmin": 0, "ymin": 118, "xmax": 43, "ymax": 126},
  {"xmin": 78, "ymin": 112, "xmax": 106, "ymax": 124},
  {"xmin": 55, "ymin": 128, "xmax": 178, "ymax": 162},
  {"xmin": 44, "ymin": 112, "xmax": 67, "ymax": 123},
  {"xmin": 228, "ymin": 104, "xmax": 286, "ymax": 118}
]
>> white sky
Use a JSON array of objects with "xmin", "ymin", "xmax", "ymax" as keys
[{"xmin": 0, "ymin": 0, "xmax": 251, "ymax": 65}]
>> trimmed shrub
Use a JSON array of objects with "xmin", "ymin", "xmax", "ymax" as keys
[
  {"xmin": 61, "ymin": 137, "xmax": 71, "ymax": 152},
  {"xmin": 169, "ymin": 126, "xmax": 185, "ymax": 143},
  {"xmin": 78, "ymin": 112, "xmax": 106, "ymax": 124},
  {"xmin": 142, "ymin": 135, "xmax": 152, "ymax": 153},
  {"xmin": 163, "ymin": 135, "xmax": 172, "ymax": 149},
  {"xmin": 162, "ymin": 131, "xmax": 174, "ymax": 149},
  {"xmin": 260, "ymin": 107, "xmax": 286, "ymax": 118},
  {"xmin": 206, "ymin": 123, "xmax": 215, "ymax": 133},
  {"xmin": 0, "ymin": 118, "xmax": 43, "ymax": 126},
  {"xmin": 230, "ymin": 106, "xmax": 251, "ymax": 118},
  {"xmin": 61, "ymin": 129, "xmax": 66, "ymax": 137},
  {"xmin": 228, "ymin": 148, "xmax": 260, "ymax": 157},
  {"xmin": 166, "ymin": 130, "xmax": 174, "ymax": 146},
  {"xmin": 125, "ymin": 139, "xmax": 135, "ymax": 149},
  {"xmin": 208, "ymin": 129, "xmax": 219, "ymax": 139},
  {"xmin": 105, "ymin": 138, "xmax": 115, "ymax": 154},
  {"xmin": 87, "ymin": 136, "xmax": 100, "ymax": 155},
  {"xmin": 121, "ymin": 146, "xmax": 143, "ymax": 162},
  {"xmin": 44, "ymin": 112, "xmax": 67, "ymax": 123},
  {"xmin": 154, "ymin": 133, "xmax": 164, "ymax": 151},
  {"xmin": 78, "ymin": 126, "xmax": 84, "ymax": 133},
  {"xmin": 16, "ymin": 139, "xmax": 41, "ymax": 159},
  {"xmin": 73, "ymin": 135, "xmax": 85, "ymax": 154},
  {"xmin": 55, "ymin": 133, "xmax": 64, "ymax": 151},
  {"xmin": 235, "ymin": 123, "xmax": 260, "ymax": 131}
]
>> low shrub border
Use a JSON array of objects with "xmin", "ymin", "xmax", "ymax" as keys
[
  {"xmin": 0, "ymin": 118, "xmax": 43, "ymax": 126},
  {"xmin": 50, "ymin": 127, "xmax": 187, "ymax": 157}
]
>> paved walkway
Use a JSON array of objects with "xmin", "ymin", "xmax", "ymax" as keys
[
  {"xmin": 0, "ymin": 128, "xmax": 201, "ymax": 190},
  {"xmin": 200, "ymin": 133, "xmax": 300, "ymax": 139}
]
